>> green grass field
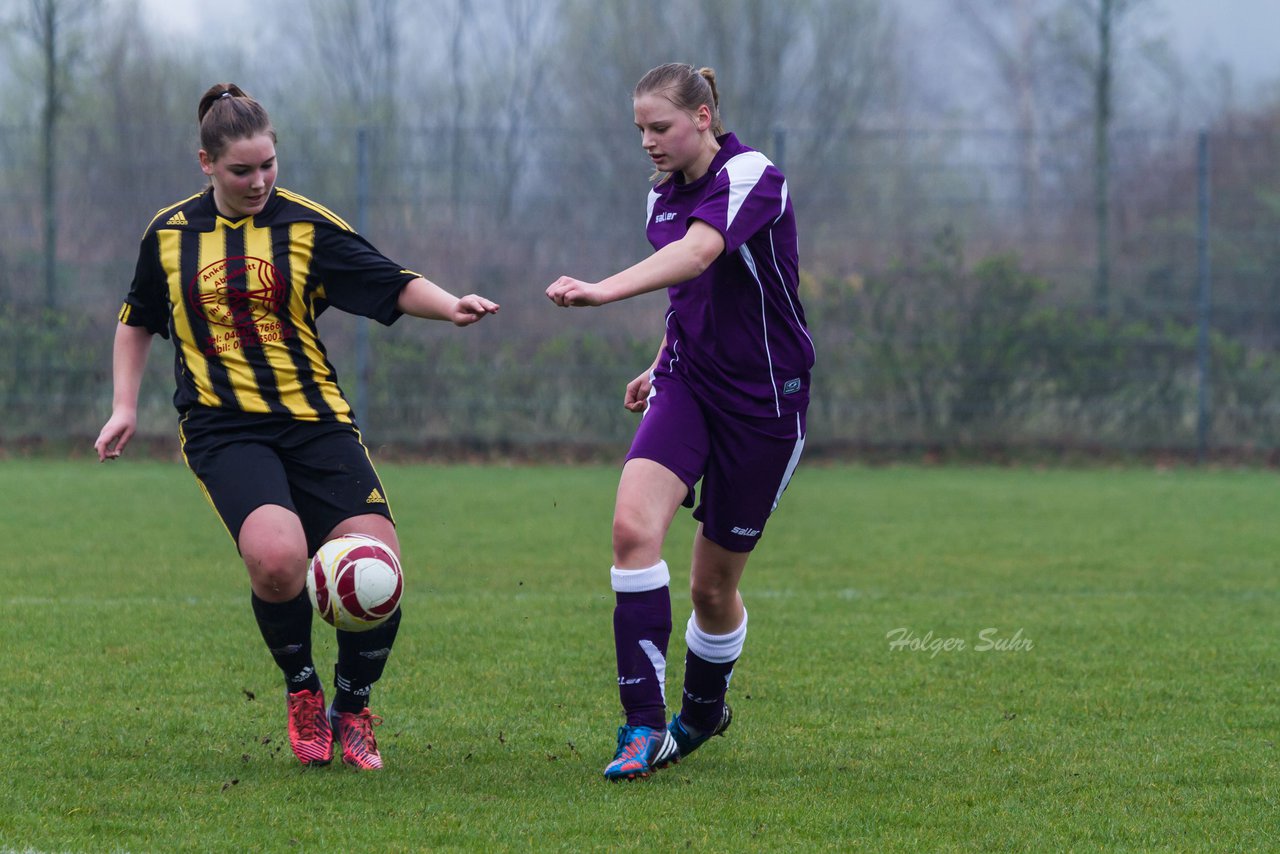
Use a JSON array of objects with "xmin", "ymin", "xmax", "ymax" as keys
[{"xmin": 1, "ymin": 460, "xmax": 1276, "ymax": 852}]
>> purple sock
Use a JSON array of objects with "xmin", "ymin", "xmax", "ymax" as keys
[
  {"xmin": 681, "ymin": 611, "xmax": 747, "ymax": 732},
  {"xmin": 611, "ymin": 562, "xmax": 672, "ymax": 730}
]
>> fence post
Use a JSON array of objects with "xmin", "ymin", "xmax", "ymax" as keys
[
  {"xmin": 353, "ymin": 126, "xmax": 372, "ymax": 431},
  {"xmin": 1195, "ymin": 128, "xmax": 1212, "ymax": 464},
  {"xmin": 773, "ymin": 126, "xmax": 786, "ymax": 173}
]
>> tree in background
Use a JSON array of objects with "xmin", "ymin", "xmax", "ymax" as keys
[
  {"xmin": 1056, "ymin": 0, "xmax": 1160, "ymax": 313},
  {"xmin": 943, "ymin": 0, "xmax": 1183, "ymax": 300},
  {"xmin": 0, "ymin": 0, "xmax": 1276, "ymax": 452},
  {"xmin": 14, "ymin": 0, "xmax": 101, "ymax": 309},
  {"xmin": 1090, "ymin": 0, "xmax": 1116, "ymax": 315},
  {"xmin": 951, "ymin": 0, "xmax": 1054, "ymax": 230},
  {"xmin": 554, "ymin": 0, "xmax": 896, "ymax": 271},
  {"xmin": 77, "ymin": 3, "xmax": 215, "ymax": 298},
  {"xmin": 439, "ymin": 0, "xmax": 561, "ymax": 227},
  {"xmin": 309, "ymin": 0, "xmax": 403, "ymax": 130}
]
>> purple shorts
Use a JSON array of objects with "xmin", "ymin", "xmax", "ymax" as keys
[{"xmin": 625, "ymin": 372, "xmax": 806, "ymax": 552}]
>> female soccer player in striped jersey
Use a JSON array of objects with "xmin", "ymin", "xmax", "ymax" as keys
[
  {"xmin": 547, "ymin": 63, "xmax": 814, "ymax": 780},
  {"xmin": 94, "ymin": 83, "xmax": 499, "ymax": 771}
]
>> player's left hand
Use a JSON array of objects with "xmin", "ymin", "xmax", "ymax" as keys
[
  {"xmin": 546, "ymin": 276, "xmax": 603, "ymax": 307},
  {"xmin": 624, "ymin": 370, "xmax": 653, "ymax": 413},
  {"xmin": 451, "ymin": 295, "xmax": 500, "ymax": 326}
]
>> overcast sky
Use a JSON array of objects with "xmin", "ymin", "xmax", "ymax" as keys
[
  {"xmin": 1143, "ymin": 0, "xmax": 1276, "ymax": 93},
  {"xmin": 898, "ymin": 0, "xmax": 1279, "ymax": 98},
  {"xmin": 139, "ymin": 0, "xmax": 1278, "ymax": 98}
]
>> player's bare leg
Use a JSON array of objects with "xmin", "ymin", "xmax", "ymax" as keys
[
  {"xmin": 688, "ymin": 530, "xmax": 748, "ymax": 632},
  {"xmin": 325, "ymin": 513, "xmax": 400, "ymax": 558},
  {"xmin": 239, "ymin": 503, "xmax": 309, "ymax": 601},
  {"xmin": 611, "ymin": 458, "xmax": 686, "ymax": 569}
]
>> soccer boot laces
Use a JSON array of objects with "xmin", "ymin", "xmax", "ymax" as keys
[
  {"xmin": 329, "ymin": 706, "xmax": 385, "ymax": 770},
  {"xmin": 286, "ymin": 688, "xmax": 333, "ymax": 766},
  {"xmin": 603, "ymin": 724, "xmax": 679, "ymax": 781}
]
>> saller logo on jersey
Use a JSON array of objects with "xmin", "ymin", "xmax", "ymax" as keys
[
  {"xmin": 731, "ymin": 526, "xmax": 761, "ymax": 537},
  {"xmin": 655, "ymin": 211, "xmax": 677, "ymax": 223},
  {"xmin": 783, "ymin": 378, "xmax": 802, "ymax": 395}
]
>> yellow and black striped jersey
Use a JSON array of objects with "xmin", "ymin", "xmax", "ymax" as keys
[{"xmin": 119, "ymin": 187, "xmax": 419, "ymax": 422}]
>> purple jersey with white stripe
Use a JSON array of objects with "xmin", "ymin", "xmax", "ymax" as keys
[{"xmin": 646, "ymin": 133, "xmax": 814, "ymax": 418}]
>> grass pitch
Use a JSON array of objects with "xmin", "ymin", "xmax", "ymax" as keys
[{"xmin": 1, "ymin": 460, "xmax": 1276, "ymax": 851}]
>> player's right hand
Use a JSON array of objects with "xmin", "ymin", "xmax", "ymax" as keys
[
  {"xmin": 94, "ymin": 411, "xmax": 137, "ymax": 462},
  {"xmin": 546, "ymin": 276, "xmax": 603, "ymax": 307}
]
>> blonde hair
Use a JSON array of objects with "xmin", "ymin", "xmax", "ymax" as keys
[{"xmin": 634, "ymin": 63, "xmax": 725, "ymax": 137}]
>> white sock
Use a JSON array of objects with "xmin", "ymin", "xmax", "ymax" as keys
[
  {"xmin": 685, "ymin": 609, "xmax": 748, "ymax": 664},
  {"xmin": 610, "ymin": 560, "xmax": 670, "ymax": 593}
]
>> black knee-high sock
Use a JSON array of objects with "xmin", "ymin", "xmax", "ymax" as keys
[
  {"xmin": 334, "ymin": 607, "xmax": 402, "ymax": 713},
  {"xmin": 251, "ymin": 590, "xmax": 321, "ymax": 694}
]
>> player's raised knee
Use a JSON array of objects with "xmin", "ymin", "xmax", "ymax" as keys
[
  {"xmin": 689, "ymin": 577, "xmax": 736, "ymax": 618},
  {"xmin": 611, "ymin": 511, "xmax": 663, "ymax": 568},
  {"xmin": 244, "ymin": 543, "xmax": 308, "ymax": 597}
]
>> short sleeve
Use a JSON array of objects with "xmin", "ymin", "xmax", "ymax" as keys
[
  {"xmin": 310, "ymin": 227, "xmax": 419, "ymax": 326},
  {"xmin": 689, "ymin": 152, "xmax": 787, "ymax": 255},
  {"xmin": 118, "ymin": 232, "xmax": 170, "ymax": 338}
]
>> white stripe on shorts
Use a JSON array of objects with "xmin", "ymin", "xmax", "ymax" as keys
[{"xmin": 772, "ymin": 412, "xmax": 806, "ymax": 512}]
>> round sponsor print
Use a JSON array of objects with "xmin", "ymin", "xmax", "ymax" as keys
[{"xmin": 190, "ymin": 255, "xmax": 285, "ymax": 328}]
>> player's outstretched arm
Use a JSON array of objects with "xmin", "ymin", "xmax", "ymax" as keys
[
  {"xmin": 94, "ymin": 323, "xmax": 154, "ymax": 462},
  {"xmin": 397, "ymin": 277, "xmax": 499, "ymax": 326},
  {"xmin": 546, "ymin": 221, "xmax": 724, "ymax": 308}
]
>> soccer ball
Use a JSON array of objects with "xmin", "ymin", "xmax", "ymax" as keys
[{"xmin": 306, "ymin": 534, "xmax": 403, "ymax": 632}]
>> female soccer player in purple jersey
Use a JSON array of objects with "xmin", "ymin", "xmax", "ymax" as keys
[
  {"xmin": 94, "ymin": 83, "xmax": 499, "ymax": 771},
  {"xmin": 547, "ymin": 63, "xmax": 814, "ymax": 780}
]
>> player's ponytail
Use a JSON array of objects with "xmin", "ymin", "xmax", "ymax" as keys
[
  {"xmin": 696, "ymin": 67, "xmax": 725, "ymax": 136},
  {"xmin": 634, "ymin": 63, "xmax": 725, "ymax": 138},
  {"xmin": 197, "ymin": 83, "xmax": 276, "ymax": 161}
]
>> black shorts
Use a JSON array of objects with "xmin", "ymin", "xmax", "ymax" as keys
[{"xmin": 179, "ymin": 406, "xmax": 394, "ymax": 556}]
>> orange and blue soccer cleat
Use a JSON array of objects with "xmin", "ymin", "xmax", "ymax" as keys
[
  {"xmin": 667, "ymin": 704, "xmax": 733, "ymax": 761},
  {"xmin": 603, "ymin": 725, "xmax": 679, "ymax": 781},
  {"xmin": 329, "ymin": 706, "xmax": 384, "ymax": 770},
  {"xmin": 286, "ymin": 688, "xmax": 333, "ymax": 766}
]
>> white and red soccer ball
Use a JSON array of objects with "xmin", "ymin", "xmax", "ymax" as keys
[{"xmin": 306, "ymin": 534, "xmax": 403, "ymax": 632}]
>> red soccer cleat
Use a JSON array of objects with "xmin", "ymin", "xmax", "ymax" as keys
[
  {"xmin": 286, "ymin": 688, "xmax": 334, "ymax": 766},
  {"xmin": 329, "ymin": 707, "xmax": 384, "ymax": 770}
]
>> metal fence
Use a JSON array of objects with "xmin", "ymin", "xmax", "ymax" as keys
[{"xmin": 2, "ymin": 123, "xmax": 1277, "ymax": 458}]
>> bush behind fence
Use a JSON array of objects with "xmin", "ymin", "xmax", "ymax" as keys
[{"xmin": 2, "ymin": 124, "xmax": 1278, "ymax": 457}]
